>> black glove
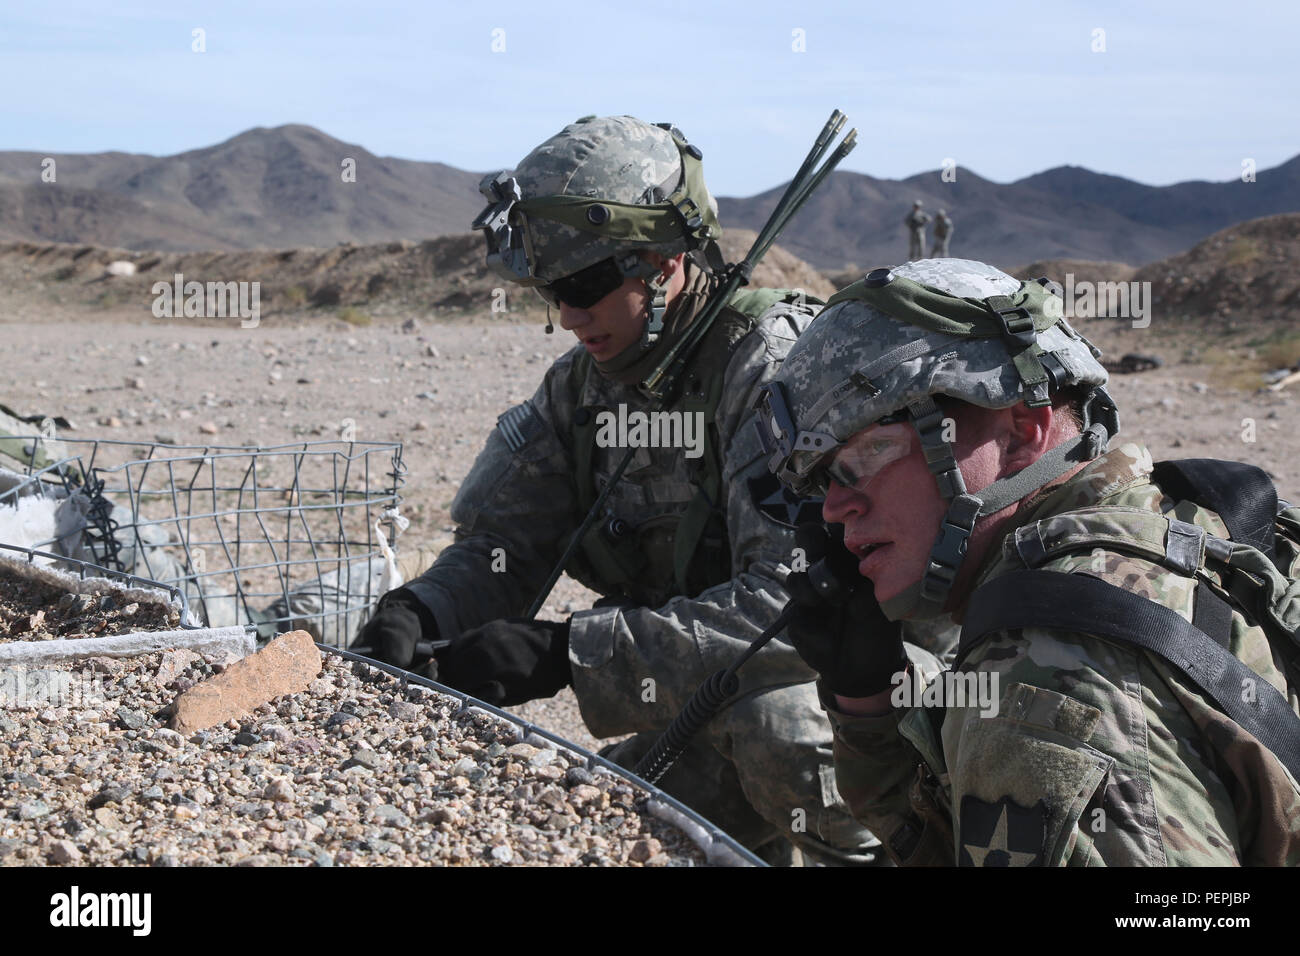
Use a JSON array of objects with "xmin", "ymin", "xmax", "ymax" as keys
[
  {"xmin": 434, "ymin": 618, "xmax": 572, "ymax": 707},
  {"xmin": 785, "ymin": 522, "xmax": 907, "ymax": 698},
  {"xmin": 353, "ymin": 587, "xmax": 438, "ymax": 670}
]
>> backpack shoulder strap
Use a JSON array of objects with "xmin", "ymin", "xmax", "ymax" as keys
[
  {"xmin": 1151, "ymin": 459, "xmax": 1279, "ymax": 564},
  {"xmin": 1007, "ymin": 506, "xmax": 1189, "ymax": 572},
  {"xmin": 957, "ymin": 568, "xmax": 1300, "ymax": 784},
  {"xmin": 1007, "ymin": 501, "xmax": 1300, "ymax": 670}
]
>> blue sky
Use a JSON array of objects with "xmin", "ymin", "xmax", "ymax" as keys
[{"xmin": 2, "ymin": 0, "xmax": 1296, "ymax": 194}]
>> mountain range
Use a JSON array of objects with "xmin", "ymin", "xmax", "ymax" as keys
[{"xmin": 2, "ymin": 125, "xmax": 1296, "ymax": 270}]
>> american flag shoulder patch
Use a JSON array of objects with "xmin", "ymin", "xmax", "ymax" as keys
[{"xmin": 496, "ymin": 400, "xmax": 541, "ymax": 453}]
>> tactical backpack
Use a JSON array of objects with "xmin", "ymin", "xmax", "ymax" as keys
[
  {"xmin": 567, "ymin": 288, "xmax": 817, "ymax": 603},
  {"xmin": 957, "ymin": 458, "xmax": 1300, "ymax": 782}
]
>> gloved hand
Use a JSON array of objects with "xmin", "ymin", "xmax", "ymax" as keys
[
  {"xmin": 785, "ymin": 522, "xmax": 907, "ymax": 698},
  {"xmin": 434, "ymin": 618, "xmax": 572, "ymax": 707},
  {"xmin": 353, "ymin": 587, "xmax": 438, "ymax": 670}
]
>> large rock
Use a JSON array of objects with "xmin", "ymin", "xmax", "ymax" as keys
[{"xmin": 170, "ymin": 630, "xmax": 321, "ymax": 735}]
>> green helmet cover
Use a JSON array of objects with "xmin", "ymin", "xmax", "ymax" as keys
[{"xmin": 472, "ymin": 115, "xmax": 722, "ymax": 287}]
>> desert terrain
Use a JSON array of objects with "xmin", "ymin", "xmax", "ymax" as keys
[{"xmin": 2, "ymin": 217, "xmax": 1298, "ymax": 751}]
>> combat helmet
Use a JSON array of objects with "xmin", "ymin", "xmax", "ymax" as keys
[
  {"xmin": 755, "ymin": 258, "xmax": 1120, "ymax": 619},
  {"xmin": 471, "ymin": 115, "xmax": 722, "ymax": 344}
]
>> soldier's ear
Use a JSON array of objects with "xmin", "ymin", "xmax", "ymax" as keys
[
  {"xmin": 641, "ymin": 251, "xmax": 686, "ymax": 277},
  {"xmin": 1001, "ymin": 402, "xmax": 1054, "ymax": 474}
]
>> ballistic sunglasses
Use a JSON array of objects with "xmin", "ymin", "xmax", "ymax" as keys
[{"xmin": 536, "ymin": 257, "xmax": 628, "ymax": 309}]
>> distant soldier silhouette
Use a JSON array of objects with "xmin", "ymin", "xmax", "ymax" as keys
[
  {"xmin": 904, "ymin": 200, "xmax": 930, "ymax": 261},
  {"xmin": 931, "ymin": 209, "xmax": 953, "ymax": 257}
]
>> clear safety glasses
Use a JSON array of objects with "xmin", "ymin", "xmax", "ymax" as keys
[{"xmin": 812, "ymin": 422, "xmax": 914, "ymax": 497}]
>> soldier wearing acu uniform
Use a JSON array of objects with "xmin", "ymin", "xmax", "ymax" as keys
[
  {"xmin": 930, "ymin": 209, "xmax": 952, "ymax": 257},
  {"xmin": 758, "ymin": 257, "xmax": 1300, "ymax": 865},
  {"xmin": 356, "ymin": 115, "xmax": 894, "ymax": 863},
  {"xmin": 904, "ymin": 200, "xmax": 930, "ymax": 261}
]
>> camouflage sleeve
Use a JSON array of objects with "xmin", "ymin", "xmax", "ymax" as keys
[
  {"xmin": 401, "ymin": 351, "xmax": 581, "ymax": 639},
  {"xmin": 825, "ymin": 607, "xmax": 1300, "ymax": 867},
  {"xmin": 946, "ymin": 529, "xmax": 1300, "ymax": 866},
  {"xmin": 568, "ymin": 307, "xmax": 814, "ymax": 738},
  {"xmin": 822, "ymin": 644, "xmax": 955, "ymax": 865},
  {"xmin": 948, "ymin": 618, "xmax": 1300, "ymax": 866}
]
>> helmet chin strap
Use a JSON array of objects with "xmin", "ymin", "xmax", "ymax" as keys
[
  {"xmin": 879, "ymin": 390, "xmax": 1120, "ymax": 621},
  {"xmin": 608, "ymin": 252, "xmax": 673, "ymax": 352},
  {"xmin": 543, "ymin": 259, "xmax": 666, "ymax": 345},
  {"xmin": 637, "ymin": 269, "xmax": 672, "ymax": 350}
]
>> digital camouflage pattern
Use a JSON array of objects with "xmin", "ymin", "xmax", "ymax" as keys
[
  {"xmin": 508, "ymin": 115, "xmax": 719, "ymax": 283},
  {"xmin": 765, "ymin": 259, "xmax": 1110, "ymax": 497},
  {"xmin": 826, "ymin": 442, "xmax": 1300, "ymax": 866},
  {"xmin": 403, "ymin": 269, "xmax": 956, "ymax": 860}
]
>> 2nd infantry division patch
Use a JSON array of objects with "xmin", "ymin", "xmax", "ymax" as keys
[
  {"xmin": 748, "ymin": 472, "xmax": 823, "ymax": 528},
  {"xmin": 958, "ymin": 795, "xmax": 1046, "ymax": 866}
]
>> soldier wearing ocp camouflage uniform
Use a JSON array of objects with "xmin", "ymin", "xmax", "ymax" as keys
[
  {"xmin": 356, "ymin": 115, "xmax": 919, "ymax": 863},
  {"xmin": 760, "ymin": 258, "xmax": 1300, "ymax": 865}
]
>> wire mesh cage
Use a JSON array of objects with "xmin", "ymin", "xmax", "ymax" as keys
[{"xmin": 0, "ymin": 436, "xmax": 406, "ymax": 647}]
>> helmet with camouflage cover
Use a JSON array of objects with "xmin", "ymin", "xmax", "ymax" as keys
[
  {"xmin": 756, "ymin": 258, "xmax": 1120, "ymax": 618},
  {"xmin": 471, "ymin": 115, "xmax": 722, "ymax": 340}
]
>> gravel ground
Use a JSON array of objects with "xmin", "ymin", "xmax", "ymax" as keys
[
  {"xmin": 0, "ymin": 648, "xmax": 710, "ymax": 867},
  {"xmin": 0, "ymin": 563, "xmax": 180, "ymax": 641},
  {"xmin": 3, "ymin": 308, "xmax": 1297, "ymax": 797}
]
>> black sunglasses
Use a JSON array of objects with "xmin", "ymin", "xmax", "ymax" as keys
[{"xmin": 537, "ymin": 257, "xmax": 627, "ymax": 309}]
